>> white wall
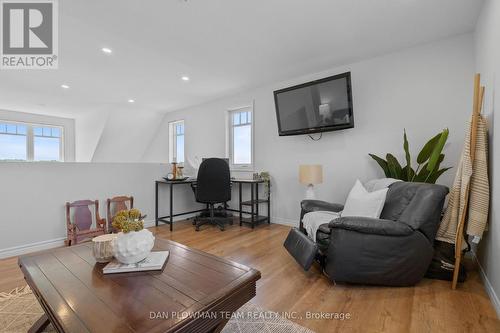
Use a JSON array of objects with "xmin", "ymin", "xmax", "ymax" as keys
[
  {"xmin": 91, "ymin": 110, "xmax": 165, "ymax": 163},
  {"xmin": 0, "ymin": 109, "xmax": 76, "ymax": 162},
  {"xmin": 75, "ymin": 109, "xmax": 109, "ymax": 162},
  {"xmin": 75, "ymin": 108, "xmax": 166, "ymax": 163},
  {"xmin": 0, "ymin": 162, "xmax": 197, "ymax": 258},
  {"xmin": 146, "ymin": 34, "xmax": 474, "ymax": 225},
  {"xmin": 474, "ymin": 0, "xmax": 500, "ymax": 315}
]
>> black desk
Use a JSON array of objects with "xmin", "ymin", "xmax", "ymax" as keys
[{"xmin": 155, "ymin": 178, "xmax": 271, "ymax": 231}]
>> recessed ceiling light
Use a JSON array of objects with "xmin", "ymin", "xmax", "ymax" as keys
[
  {"xmin": 128, "ymin": 99, "xmax": 135, "ymax": 103},
  {"xmin": 61, "ymin": 84, "xmax": 70, "ymax": 89},
  {"xmin": 181, "ymin": 76, "xmax": 190, "ymax": 81},
  {"xmin": 101, "ymin": 47, "xmax": 112, "ymax": 54}
]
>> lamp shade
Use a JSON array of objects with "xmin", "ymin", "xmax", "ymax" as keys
[{"xmin": 299, "ymin": 165, "xmax": 323, "ymax": 185}]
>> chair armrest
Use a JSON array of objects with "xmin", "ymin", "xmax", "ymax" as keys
[
  {"xmin": 328, "ymin": 217, "xmax": 414, "ymax": 236},
  {"xmin": 301, "ymin": 200, "xmax": 344, "ymax": 214}
]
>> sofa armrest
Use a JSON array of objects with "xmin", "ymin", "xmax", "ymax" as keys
[
  {"xmin": 301, "ymin": 200, "xmax": 344, "ymax": 214},
  {"xmin": 328, "ymin": 217, "xmax": 414, "ymax": 236}
]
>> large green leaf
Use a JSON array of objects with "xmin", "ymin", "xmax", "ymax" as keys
[
  {"xmin": 414, "ymin": 162, "xmax": 430, "ymax": 182},
  {"xmin": 401, "ymin": 165, "xmax": 415, "ymax": 182},
  {"xmin": 414, "ymin": 155, "xmax": 448, "ymax": 183},
  {"xmin": 386, "ymin": 153, "xmax": 403, "ymax": 179},
  {"xmin": 403, "ymin": 129, "xmax": 411, "ymax": 180},
  {"xmin": 427, "ymin": 129, "xmax": 449, "ymax": 172},
  {"xmin": 427, "ymin": 167, "xmax": 452, "ymax": 184},
  {"xmin": 417, "ymin": 132, "xmax": 442, "ymax": 164},
  {"xmin": 369, "ymin": 154, "xmax": 391, "ymax": 177}
]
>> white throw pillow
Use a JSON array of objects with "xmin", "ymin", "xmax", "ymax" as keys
[{"xmin": 342, "ymin": 179, "xmax": 388, "ymax": 218}]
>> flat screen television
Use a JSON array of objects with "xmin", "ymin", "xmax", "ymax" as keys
[{"xmin": 273, "ymin": 72, "xmax": 354, "ymax": 136}]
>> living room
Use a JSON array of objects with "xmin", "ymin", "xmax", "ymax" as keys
[{"xmin": 0, "ymin": 1, "xmax": 499, "ymax": 332}]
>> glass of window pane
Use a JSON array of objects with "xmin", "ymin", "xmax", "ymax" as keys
[
  {"xmin": 6, "ymin": 124, "xmax": 16, "ymax": 134},
  {"xmin": 176, "ymin": 124, "xmax": 183, "ymax": 135},
  {"xmin": 17, "ymin": 125, "xmax": 27, "ymax": 135},
  {"xmin": 233, "ymin": 124, "xmax": 251, "ymax": 164},
  {"xmin": 0, "ymin": 124, "xmax": 6, "ymax": 132},
  {"xmin": 0, "ymin": 132, "xmax": 27, "ymax": 161},
  {"xmin": 42, "ymin": 127, "xmax": 51, "ymax": 136},
  {"xmin": 34, "ymin": 127, "xmax": 43, "ymax": 136},
  {"xmin": 34, "ymin": 136, "xmax": 61, "ymax": 161},
  {"xmin": 247, "ymin": 111, "xmax": 251, "ymax": 123},
  {"xmin": 51, "ymin": 127, "xmax": 60, "ymax": 137},
  {"xmin": 240, "ymin": 112, "xmax": 247, "ymax": 124},
  {"xmin": 176, "ymin": 135, "xmax": 184, "ymax": 163},
  {"xmin": 233, "ymin": 113, "xmax": 240, "ymax": 125}
]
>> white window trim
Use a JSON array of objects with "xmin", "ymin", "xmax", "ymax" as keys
[
  {"xmin": 226, "ymin": 103, "xmax": 254, "ymax": 171},
  {"xmin": 0, "ymin": 119, "xmax": 65, "ymax": 162},
  {"xmin": 168, "ymin": 119, "xmax": 185, "ymax": 164}
]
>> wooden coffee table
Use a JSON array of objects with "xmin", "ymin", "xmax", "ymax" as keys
[{"xmin": 18, "ymin": 238, "xmax": 261, "ymax": 333}]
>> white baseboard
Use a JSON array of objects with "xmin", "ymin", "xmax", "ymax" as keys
[
  {"xmin": 472, "ymin": 252, "xmax": 500, "ymax": 318},
  {"xmin": 0, "ymin": 237, "xmax": 66, "ymax": 260},
  {"xmin": 0, "ymin": 219, "xmax": 159, "ymax": 259},
  {"xmin": 0, "ymin": 215, "xmax": 295, "ymax": 259},
  {"xmin": 271, "ymin": 216, "xmax": 298, "ymax": 227}
]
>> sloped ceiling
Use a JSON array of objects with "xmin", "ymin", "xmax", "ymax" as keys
[
  {"xmin": 0, "ymin": 0, "xmax": 484, "ymax": 162},
  {"xmin": 0, "ymin": 0, "xmax": 483, "ymax": 118}
]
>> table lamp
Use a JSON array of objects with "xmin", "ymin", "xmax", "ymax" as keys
[{"xmin": 299, "ymin": 165, "xmax": 323, "ymax": 199}]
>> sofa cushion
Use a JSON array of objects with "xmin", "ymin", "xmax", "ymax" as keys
[{"xmin": 342, "ymin": 180, "xmax": 388, "ymax": 218}]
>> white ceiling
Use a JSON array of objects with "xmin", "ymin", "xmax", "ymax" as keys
[{"xmin": 0, "ymin": 0, "xmax": 484, "ymax": 118}]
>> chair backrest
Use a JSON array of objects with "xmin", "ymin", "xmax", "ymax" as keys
[
  {"xmin": 107, "ymin": 196, "xmax": 134, "ymax": 233},
  {"xmin": 106, "ymin": 195, "xmax": 134, "ymax": 232},
  {"xmin": 66, "ymin": 200, "xmax": 99, "ymax": 231},
  {"xmin": 380, "ymin": 182, "xmax": 449, "ymax": 241},
  {"xmin": 196, "ymin": 158, "xmax": 231, "ymax": 204}
]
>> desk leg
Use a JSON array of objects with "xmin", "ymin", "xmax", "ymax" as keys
[
  {"xmin": 250, "ymin": 184, "xmax": 255, "ymax": 229},
  {"xmin": 155, "ymin": 182, "xmax": 159, "ymax": 227},
  {"xmin": 268, "ymin": 181, "xmax": 271, "ymax": 224},
  {"xmin": 169, "ymin": 184, "xmax": 173, "ymax": 232},
  {"xmin": 256, "ymin": 183, "xmax": 259, "ymax": 225},
  {"xmin": 239, "ymin": 182, "xmax": 242, "ymax": 226}
]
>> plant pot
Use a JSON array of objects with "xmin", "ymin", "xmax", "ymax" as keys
[{"xmin": 113, "ymin": 229, "xmax": 155, "ymax": 264}]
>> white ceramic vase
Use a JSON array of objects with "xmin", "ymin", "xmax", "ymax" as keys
[{"xmin": 113, "ymin": 229, "xmax": 155, "ymax": 264}]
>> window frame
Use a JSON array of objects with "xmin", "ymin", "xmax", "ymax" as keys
[
  {"xmin": 168, "ymin": 120, "xmax": 185, "ymax": 164},
  {"xmin": 0, "ymin": 120, "xmax": 64, "ymax": 162},
  {"xmin": 227, "ymin": 104, "xmax": 254, "ymax": 171}
]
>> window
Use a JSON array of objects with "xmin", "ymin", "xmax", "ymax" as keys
[
  {"xmin": 0, "ymin": 121, "xmax": 64, "ymax": 162},
  {"xmin": 228, "ymin": 106, "xmax": 253, "ymax": 169},
  {"xmin": 169, "ymin": 120, "xmax": 184, "ymax": 163},
  {"xmin": 33, "ymin": 126, "xmax": 62, "ymax": 161},
  {"xmin": 0, "ymin": 123, "xmax": 27, "ymax": 161}
]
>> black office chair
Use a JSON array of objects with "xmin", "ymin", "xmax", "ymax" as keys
[{"xmin": 193, "ymin": 158, "xmax": 232, "ymax": 231}]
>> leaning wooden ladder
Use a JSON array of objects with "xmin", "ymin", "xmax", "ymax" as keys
[{"xmin": 451, "ymin": 73, "xmax": 485, "ymax": 289}]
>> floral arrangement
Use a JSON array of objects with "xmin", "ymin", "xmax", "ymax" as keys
[{"xmin": 112, "ymin": 208, "xmax": 146, "ymax": 233}]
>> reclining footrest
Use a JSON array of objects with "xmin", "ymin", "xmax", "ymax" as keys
[{"xmin": 283, "ymin": 228, "xmax": 318, "ymax": 271}]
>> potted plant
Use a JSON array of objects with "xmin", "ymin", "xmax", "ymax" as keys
[
  {"xmin": 112, "ymin": 208, "xmax": 154, "ymax": 264},
  {"xmin": 369, "ymin": 128, "xmax": 451, "ymax": 184}
]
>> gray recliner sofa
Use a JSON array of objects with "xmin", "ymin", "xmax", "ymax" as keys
[{"xmin": 297, "ymin": 181, "xmax": 449, "ymax": 286}]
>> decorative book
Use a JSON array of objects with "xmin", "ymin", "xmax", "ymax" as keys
[{"xmin": 103, "ymin": 251, "xmax": 169, "ymax": 274}]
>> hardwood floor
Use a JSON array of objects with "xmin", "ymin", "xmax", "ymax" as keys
[{"xmin": 1, "ymin": 220, "xmax": 499, "ymax": 332}]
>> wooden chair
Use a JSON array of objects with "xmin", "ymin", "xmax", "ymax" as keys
[
  {"xmin": 66, "ymin": 200, "xmax": 106, "ymax": 246},
  {"xmin": 107, "ymin": 196, "xmax": 134, "ymax": 233}
]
